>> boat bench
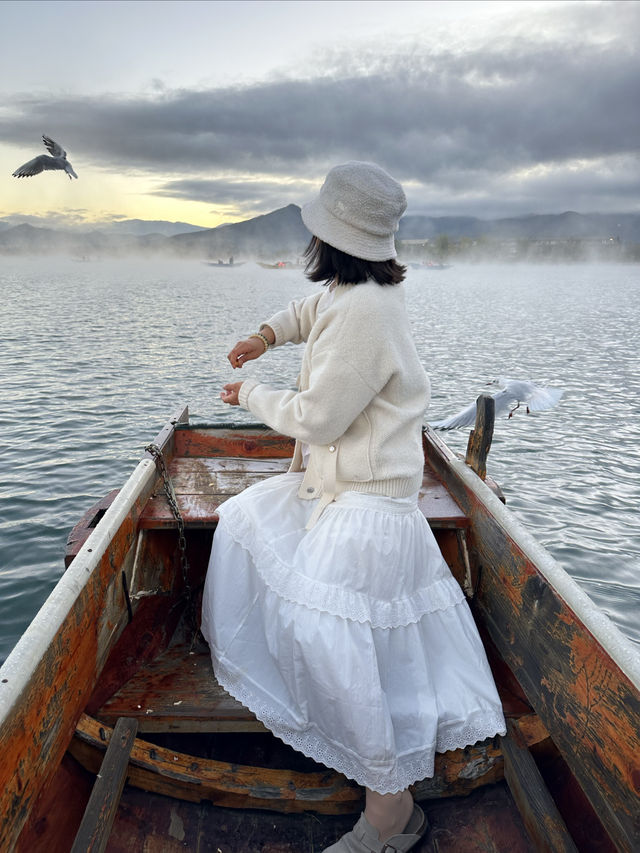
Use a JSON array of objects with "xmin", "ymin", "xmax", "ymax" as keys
[
  {"xmin": 96, "ymin": 641, "xmax": 268, "ymax": 734},
  {"xmin": 137, "ymin": 455, "xmax": 469, "ymax": 531}
]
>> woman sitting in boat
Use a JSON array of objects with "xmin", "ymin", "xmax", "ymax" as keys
[{"xmin": 201, "ymin": 161, "xmax": 506, "ymax": 853}]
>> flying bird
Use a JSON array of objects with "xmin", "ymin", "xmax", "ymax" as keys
[
  {"xmin": 12, "ymin": 135, "xmax": 78, "ymax": 180},
  {"xmin": 431, "ymin": 378, "xmax": 564, "ymax": 430}
]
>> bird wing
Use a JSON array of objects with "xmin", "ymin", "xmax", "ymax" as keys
[
  {"xmin": 12, "ymin": 154, "xmax": 56, "ymax": 177},
  {"xmin": 526, "ymin": 386, "xmax": 564, "ymax": 412},
  {"xmin": 430, "ymin": 399, "xmax": 479, "ymax": 430},
  {"xmin": 491, "ymin": 388, "xmax": 519, "ymax": 417},
  {"xmin": 42, "ymin": 135, "xmax": 66, "ymax": 158},
  {"xmin": 431, "ymin": 387, "xmax": 519, "ymax": 429}
]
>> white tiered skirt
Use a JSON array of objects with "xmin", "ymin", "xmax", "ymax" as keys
[{"xmin": 201, "ymin": 472, "xmax": 506, "ymax": 794}]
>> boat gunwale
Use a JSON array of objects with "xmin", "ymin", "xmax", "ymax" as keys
[
  {"xmin": 0, "ymin": 407, "xmax": 188, "ymax": 725},
  {"xmin": 0, "ymin": 457, "xmax": 157, "ymax": 719},
  {"xmin": 423, "ymin": 425, "xmax": 640, "ymax": 691}
]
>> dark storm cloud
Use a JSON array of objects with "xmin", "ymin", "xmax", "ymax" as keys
[
  {"xmin": 153, "ymin": 177, "xmax": 304, "ymax": 214},
  {"xmin": 4, "ymin": 2, "xmax": 639, "ymax": 215}
]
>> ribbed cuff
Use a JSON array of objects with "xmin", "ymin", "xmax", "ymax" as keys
[
  {"xmin": 259, "ymin": 323, "xmax": 277, "ymax": 346},
  {"xmin": 238, "ymin": 378, "xmax": 260, "ymax": 410},
  {"xmin": 261, "ymin": 319, "xmax": 285, "ymax": 346}
]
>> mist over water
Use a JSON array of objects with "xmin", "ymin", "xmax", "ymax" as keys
[{"xmin": 1, "ymin": 258, "xmax": 639, "ymax": 665}]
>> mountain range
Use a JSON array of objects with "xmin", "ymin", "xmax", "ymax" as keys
[{"xmin": 0, "ymin": 205, "xmax": 638, "ymax": 259}]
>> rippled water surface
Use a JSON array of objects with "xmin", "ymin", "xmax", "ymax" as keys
[{"xmin": 1, "ymin": 258, "xmax": 639, "ymax": 664}]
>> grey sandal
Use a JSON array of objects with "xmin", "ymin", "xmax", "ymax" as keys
[{"xmin": 322, "ymin": 803, "xmax": 428, "ymax": 852}]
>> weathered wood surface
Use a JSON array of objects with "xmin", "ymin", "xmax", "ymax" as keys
[
  {"xmin": 96, "ymin": 640, "xmax": 548, "ymax": 743},
  {"xmin": 0, "ymin": 409, "xmax": 186, "ymax": 852},
  {"xmin": 12, "ymin": 753, "xmax": 535, "ymax": 852},
  {"xmin": 92, "ymin": 634, "xmax": 549, "ymax": 810},
  {"xmin": 65, "ymin": 488, "xmax": 120, "ymax": 568},
  {"xmin": 13, "ymin": 754, "xmax": 93, "ymax": 853},
  {"xmin": 104, "ymin": 778, "xmax": 535, "ymax": 853},
  {"xmin": 73, "ymin": 711, "xmax": 517, "ymax": 812},
  {"xmin": 465, "ymin": 394, "xmax": 495, "ymax": 480},
  {"xmin": 501, "ymin": 719, "xmax": 578, "ymax": 853},
  {"xmin": 97, "ymin": 643, "xmax": 269, "ymax": 733},
  {"xmin": 138, "ymin": 455, "xmax": 468, "ymax": 529},
  {"xmin": 70, "ymin": 717, "xmax": 138, "ymax": 853},
  {"xmin": 175, "ymin": 425, "xmax": 296, "ymax": 459},
  {"xmin": 71, "ymin": 712, "xmax": 363, "ymax": 814},
  {"xmin": 423, "ymin": 425, "xmax": 640, "ymax": 851}
]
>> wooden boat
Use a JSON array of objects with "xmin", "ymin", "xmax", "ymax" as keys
[
  {"xmin": 1, "ymin": 403, "xmax": 639, "ymax": 852},
  {"xmin": 205, "ymin": 259, "xmax": 245, "ymax": 267}
]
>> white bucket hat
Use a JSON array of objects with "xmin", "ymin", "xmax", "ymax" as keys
[{"xmin": 301, "ymin": 161, "xmax": 407, "ymax": 261}]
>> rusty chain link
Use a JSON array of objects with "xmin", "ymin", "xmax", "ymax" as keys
[{"xmin": 145, "ymin": 442, "xmax": 196, "ymax": 634}]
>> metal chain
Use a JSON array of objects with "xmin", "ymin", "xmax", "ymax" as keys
[{"xmin": 145, "ymin": 442, "xmax": 193, "ymax": 608}]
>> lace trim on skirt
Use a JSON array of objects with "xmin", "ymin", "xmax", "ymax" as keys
[
  {"xmin": 212, "ymin": 652, "xmax": 507, "ymax": 794},
  {"xmin": 217, "ymin": 499, "xmax": 466, "ymax": 629}
]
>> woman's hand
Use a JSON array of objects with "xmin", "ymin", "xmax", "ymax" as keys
[
  {"xmin": 220, "ymin": 382, "xmax": 243, "ymax": 406},
  {"xmin": 227, "ymin": 328, "xmax": 274, "ymax": 368}
]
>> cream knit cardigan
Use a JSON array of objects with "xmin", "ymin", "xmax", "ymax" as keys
[{"xmin": 237, "ymin": 281, "xmax": 431, "ymax": 526}]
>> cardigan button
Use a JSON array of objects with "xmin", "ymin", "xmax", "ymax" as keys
[
  {"xmin": 306, "ymin": 487, "xmax": 315, "ymax": 493},
  {"xmin": 328, "ymin": 445, "xmax": 336, "ymax": 452}
]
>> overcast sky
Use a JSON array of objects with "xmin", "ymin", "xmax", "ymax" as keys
[{"xmin": 1, "ymin": 0, "xmax": 638, "ymax": 228}]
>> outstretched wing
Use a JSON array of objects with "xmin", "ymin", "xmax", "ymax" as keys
[
  {"xmin": 526, "ymin": 386, "xmax": 564, "ymax": 412},
  {"xmin": 430, "ymin": 399, "xmax": 479, "ymax": 430},
  {"xmin": 431, "ymin": 388, "xmax": 520, "ymax": 429},
  {"xmin": 12, "ymin": 154, "xmax": 56, "ymax": 177},
  {"xmin": 42, "ymin": 135, "xmax": 66, "ymax": 158}
]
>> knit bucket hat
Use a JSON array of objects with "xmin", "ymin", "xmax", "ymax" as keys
[{"xmin": 301, "ymin": 161, "xmax": 407, "ymax": 261}]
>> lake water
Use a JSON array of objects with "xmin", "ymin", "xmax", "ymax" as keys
[{"xmin": 1, "ymin": 257, "xmax": 639, "ymax": 666}]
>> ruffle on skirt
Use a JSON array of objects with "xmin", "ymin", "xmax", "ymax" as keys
[{"xmin": 201, "ymin": 472, "xmax": 506, "ymax": 794}]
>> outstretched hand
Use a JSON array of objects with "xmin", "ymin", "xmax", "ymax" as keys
[
  {"xmin": 227, "ymin": 337, "xmax": 265, "ymax": 369},
  {"xmin": 220, "ymin": 382, "xmax": 243, "ymax": 406},
  {"xmin": 228, "ymin": 327, "xmax": 275, "ymax": 368}
]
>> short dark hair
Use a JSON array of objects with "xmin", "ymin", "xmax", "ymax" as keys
[{"xmin": 304, "ymin": 237, "xmax": 406, "ymax": 286}]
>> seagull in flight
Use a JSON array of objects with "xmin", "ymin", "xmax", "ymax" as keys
[
  {"xmin": 431, "ymin": 378, "xmax": 564, "ymax": 430},
  {"xmin": 12, "ymin": 135, "xmax": 78, "ymax": 180}
]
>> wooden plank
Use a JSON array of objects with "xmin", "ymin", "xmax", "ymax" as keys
[
  {"xmin": 465, "ymin": 394, "xmax": 495, "ymax": 480},
  {"xmin": 501, "ymin": 719, "xmax": 578, "ymax": 853},
  {"xmin": 98, "ymin": 640, "xmax": 549, "ymax": 743},
  {"xmin": 418, "ymin": 470, "xmax": 469, "ymax": 527},
  {"xmin": 65, "ymin": 489, "xmax": 120, "ymax": 568},
  {"xmin": 70, "ymin": 717, "xmax": 138, "ymax": 853},
  {"xmin": 140, "ymin": 492, "xmax": 224, "ymax": 527},
  {"xmin": 423, "ymin": 427, "xmax": 640, "ymax": 852},
  {"xmin": 72, "ymin": 712, "xmax": 511, "ymax": 812},
  {"xmin": 71, "ymin": 713, "xmax": 363, "ymax": 814},
  {"xmin": 97, "ymin": 646, "xmax": 268, "ymax": 733},
  {"xmin": 175, "ymin": 427, "xmax": 295, "ymax": 459},
  {"xmin": 167, "ymin": 467, "xmax": 283, "ymax": 496},
  {"xmin": 105, "ymin": 774, "xmax": 535, "ymax": 853},
  {"xmin": 139, "ymin": 456, "xmax": 468, "ymax": 529},
  {"xmin": 173, "ymin": 456, "xmax": 291, "ymax": 475}
]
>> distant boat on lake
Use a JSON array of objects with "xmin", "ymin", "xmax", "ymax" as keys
[
  {"xmin": 258, "ymin": 260, "xmax": 305, "ymax": 269},
  {"xmin": 410, "ymin": 261, "xmax": 452, "ymax": 270},
  {"xmin": 205, "ymin": 257, "xmax": 244, "ymax": 267}
]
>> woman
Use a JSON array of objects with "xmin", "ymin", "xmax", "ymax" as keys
[{"xmin": 201, "ymin": 162, "xmax": 505, "ymax": 853}]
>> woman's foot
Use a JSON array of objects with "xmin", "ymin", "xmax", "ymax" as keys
[
  {"xmin": 364, "ymin": 789, "xmax": 414, "ymax": 842},
  {"xmin": 322, "ymin": 801, "xmax": 427, "ymax": 852}
]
